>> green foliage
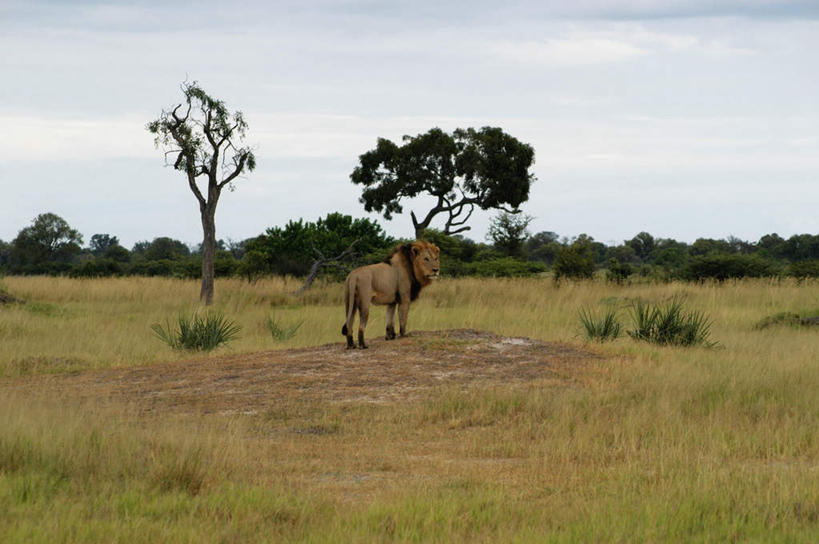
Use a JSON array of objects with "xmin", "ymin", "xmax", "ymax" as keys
[
  {"xmin": 69, "ymin": 259, "xmax": 124, "ymax": 278},
  {"xmin": 788, "ymin": 259, "xmax": 819, "ymax": 278},
  {"xmin": 244, "ymin": 212, "xmax": 393, "ymax": 278},
  {"xmin": 578, "ymin": 307, "xmax": 622, "ymax": 342},
  {"xmin": 88, "ymin": 234, "xmax": 119, "ymax": 256},
  {"xmin": 552, "ymin": 240, "xmax": 595, "ymax": 281},
  {"xmin": 684, "ymin": 254, "xmax": 780, "ymax": 281},
  {"xmin": 466, "ymin": 257, "xmax": 546, "ymax": 277},
  {"xmin": 627, "ymin": 297, "xmax": 718, "ymax": 347},
  {"xmin": 487, "ymin": 212, "xmax": 532, "ymax": 258},
  {"xmin": 8, "ymin": 213, "xmax": 83, "ymax": 273},
  {"xmin": 351, "ymin": 126, "xmax": 535, "ymax": 236},
  {"xmin": 147, "ymin": 81, "xmax": 255, "ymax": 181},
  {"xmin": 266, "ymin": 314, "xmax": 304, "ymax": 341},
  {"xmin": 132, "ymin": 237, "xmax": 190, "ymax": 261},
  {"xmin": 525, "ymin": 231, "xmax": 561, "ymax": 266},
  {"xmin": 606, "ymin": 258, "xmax": 633, "ymax": 284},
  {"xmin": 151, "ymin": 312, "xmax": 241, "ymax": 351}
]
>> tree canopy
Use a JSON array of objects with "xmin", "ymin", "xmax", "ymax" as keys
[
  {"xmin": 9, "ymin": 213, "xmax": 83, "ymax": 272},
  {"xmin": 350, "ymin": 126, "xmax": 536, "ymax": 239}
]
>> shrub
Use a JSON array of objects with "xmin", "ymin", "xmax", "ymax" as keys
[
  {"xmin": 788, "ymin": 259, "xmax": 819, "ymax": 279},
  {"xmin": 151, "ymin": 312, "xmax": 241, "ymax": 351},
  {"xmin": 70, "ymin": 259, "xmax": 124, "ymax": 278},
  {"xmin": 683, "ymin": 254, "xmax": 779, "ymax": 281},
  {"xmin": 578, "ymin": 307, "xmax": 622, "ymax": 342},
  {"xmin": 606, "ymin": 258, "xmax": 633, "ymax": 284},
  {"xmin": 627, "ymin": 297, "xmax": 717, "ymax": 347},
  {"xmin": 553, "ymin": 244, "xmax": 595, "ymax": 281},
  {"xmin": 466, "ymin": 257, "xmax": 547, "ymax": 277},
  {"xmin": 266, "ymin": 314, "xmax": 303, "ymax": 341}
]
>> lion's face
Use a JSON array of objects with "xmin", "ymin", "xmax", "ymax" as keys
[{"xmin": 412, "ymin": 242, "xmax": 440, "ymax": 282}]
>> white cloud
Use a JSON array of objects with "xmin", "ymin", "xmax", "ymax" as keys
[
  {"xmin": 0, "ymin": 113, "xmax": 155, "ymax": 161},
  {"xmin": 491, "ymin": 36, "xmax": 648, "ymax": 65}
]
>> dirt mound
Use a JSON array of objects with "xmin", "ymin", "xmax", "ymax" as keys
[{"xmin": 6, "ymin": 330, "xmax": 602, "ymax": 415}]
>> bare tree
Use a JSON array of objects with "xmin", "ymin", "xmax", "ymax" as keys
[{"xmin": 147, "ymin": 81, "xmax": 256, "ymax": 305}]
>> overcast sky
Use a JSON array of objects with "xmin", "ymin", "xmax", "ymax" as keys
[{"xmin": 1, "ymin": 0, "xmax": 817, "ymax": 249}]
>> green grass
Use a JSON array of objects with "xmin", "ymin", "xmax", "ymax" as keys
[
  {"xmin": 151, "ymin": 312, "xmax": 242, "ymax": 351},
  {"xmin": 578, "ymin": 306, "xmax": 622, "ymax": 342},
  {"xmin": 627, "ymin": 296, "xmax": 718, "ymax": 347},
  {"xmin": 1, "ymin": 276, "xmax": 818, "ymax": 541}
]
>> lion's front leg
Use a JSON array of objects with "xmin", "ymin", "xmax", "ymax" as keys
[{"xmin": 385, "ymin": 303, "xmax": 397, "ymax": 340}]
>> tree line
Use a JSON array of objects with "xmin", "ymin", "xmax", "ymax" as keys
[
  {"xmin": 2, "ymin": 211, "xmax": 817, "ymax": 282},
  {"xmin": 3, "ymin": 81, "xmax": 815, "ymax": 300}
]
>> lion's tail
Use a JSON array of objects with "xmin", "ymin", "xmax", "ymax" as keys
[{"xmin": 341, "ymin": 275, "xmax": 357, "ymax": 336}]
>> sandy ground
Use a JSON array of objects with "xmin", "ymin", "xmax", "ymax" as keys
[{"xmin": 3, "ymin": 329, "xmax": 603, "ymax": 415}]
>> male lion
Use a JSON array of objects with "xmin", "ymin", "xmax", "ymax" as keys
[{"xmin": 341, "ymin": 241, "xmax": 440, "ymax": 349}]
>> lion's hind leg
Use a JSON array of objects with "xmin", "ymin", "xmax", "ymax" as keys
[{"xmin": 357, "ymin": 301, "xmax": 370, "ymax": 349}]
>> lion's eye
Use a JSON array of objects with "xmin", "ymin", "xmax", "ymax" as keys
[{"xmin": 425, "ymin": 257, "xmax": 429, "ymax": 261}]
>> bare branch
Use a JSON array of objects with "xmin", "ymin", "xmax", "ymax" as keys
[
  {"xmin": 295, "ymin": 239, "xmax": 360, "ymax": 294},
  {"xmin": 217, "ymin": 152, "xmax": 249, "ymax": 190}
]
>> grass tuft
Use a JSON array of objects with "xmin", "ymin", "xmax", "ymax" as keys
[
  {"xmin": 266, "ymin": 314, "xmax": 303, "ymax": 341},
  {"xmin": 151, "ymin": 312, "xmax": 241, "ymax": 351},
  {"xmin": 578, "ymin": 306, "xmax": 622, "ymax": 342},
  {"xmin": 627, "ymin": 296, "xmax": 718, "ymax": 347}
]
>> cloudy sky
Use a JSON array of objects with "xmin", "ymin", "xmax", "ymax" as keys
[{"xmin": 1, "ymin": 0, "xmax": 817, "ymax": 249}]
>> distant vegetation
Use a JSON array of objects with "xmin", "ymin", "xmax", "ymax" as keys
[{"xmin": 1, "ymin": 212, "xmax": 818, "ymax": 282}]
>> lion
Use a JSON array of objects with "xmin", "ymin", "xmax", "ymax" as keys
[{"xmin": 341, "ymin": 241, "xmax": 440, "ymax": 349}]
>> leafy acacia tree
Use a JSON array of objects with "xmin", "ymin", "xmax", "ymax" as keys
[
  {"xmin": 488, "ymin": 212, "xmax": 533, "ymax": 258},
  {"xmin": 10, "ymin": 213, "xmax": 83, "ymax": 272},
  {"xmin": 147, "ymin": 81, "xmax": 256, "ymax": 305},
  {"xmin": 351, "ymin": 127, "xmax": 535, "ymax": 239},
  {"xmin": 89, "ymin": 234, "xmax": 120, "ymax": 256}
]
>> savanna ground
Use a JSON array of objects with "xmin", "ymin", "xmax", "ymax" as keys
[{"xmin": 1, "ymin": 275, "xmax": 818, "ymax": 542}]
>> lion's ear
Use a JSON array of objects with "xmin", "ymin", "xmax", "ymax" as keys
[{"xmin": 412, "ymin": 246, "xmax": 420, "ymax": 256}]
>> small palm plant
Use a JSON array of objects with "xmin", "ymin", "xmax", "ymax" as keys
[
  {"xmin": 627, "ymin": 296, "xmax": 717, "ymax": 347},
  {"xmin": 152, "ymin": 312, "xmax": 241, "ymax": 351},
  {"xmin": 578, "ymin": 307, "xmax": 622, "ymax": 342}
]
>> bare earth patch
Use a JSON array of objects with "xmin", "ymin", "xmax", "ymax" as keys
[{"xmin": 4, "ymin": 329, "xmax": 602, "ymax": 414}]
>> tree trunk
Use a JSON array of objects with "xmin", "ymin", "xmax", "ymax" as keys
[{"xmin": 200, "ymin": 209, "xmax": 216, "ymax": 305}]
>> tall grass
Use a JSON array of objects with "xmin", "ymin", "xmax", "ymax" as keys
[{"xmin": 1, "ymin": 276, "xmax": 819, "ymax": 541}]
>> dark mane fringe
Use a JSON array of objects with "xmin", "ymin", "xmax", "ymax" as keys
[{"xmin": 383, "ymin": 243, "xmax": 422, "ymax": 301}]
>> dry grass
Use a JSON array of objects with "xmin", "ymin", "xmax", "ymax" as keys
[{"xmin": 1, "ymin": 275, "xmax": 818, "ymax": 542}]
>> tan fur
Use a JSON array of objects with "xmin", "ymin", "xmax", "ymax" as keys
[{"xmin": 341, "ymin": 241, "xmax": 440, "ymax": 349}]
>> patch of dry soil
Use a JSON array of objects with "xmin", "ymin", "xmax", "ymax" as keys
[{"xmin": 3, "ymin": 330, "xmax": 602, "ymax": 415}]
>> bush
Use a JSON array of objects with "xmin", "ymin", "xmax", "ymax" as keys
[
  {"xmin": 553, "ymin": 244, "xmax": 595, "ymax": 281},
  {"xmin": 683, "ymin": 254, "xmax": 779, "ymax": 281},
  {"xmin": 151, "ymin": 312, "xmax": 241, "ymax": 351},
  {"xmin": 466, "ymin": 257, "xmax": 547, "ymax": 277},
  {"xmin": 70, "ymin": 259, "xmax": 124, "ymax": 278},
  {"xmin": 627, "ymin": 297, "xmax": 718, "ymax": 347},
  {"xmin": 788, "ymin": 259, "xmax": 819, "ymax": 279},
  {"xmin": 578, "ymin": 307, "xmax": 622, "ymax": 342},
  {"xmin": 606, "ymin": 258, "xmax": 633, "ymax": 284}
]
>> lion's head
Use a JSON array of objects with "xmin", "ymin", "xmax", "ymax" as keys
[{"xmin": 410, "ymin": 241, "xmax": 440, "ymax": 284}]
